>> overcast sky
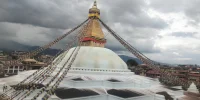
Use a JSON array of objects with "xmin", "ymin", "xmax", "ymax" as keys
[{"xmin": 0, "ymin": 0, "xmax": 200, "ymax": 65}]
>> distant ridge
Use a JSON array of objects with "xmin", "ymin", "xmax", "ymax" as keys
[
  {"xmin": 0, "ymin": 40, "xmax": 143, "ymax": 63},
  {"xmin": 118, "ymin": 55, "xmax": 143, "ymax": 64},
  {"xmin": 0, "ymin": 40, "xmax": 175, "ymax": 66},
  {"xmin": 0, "ymin": 40, "xmax": 60, "ymax": 56}
]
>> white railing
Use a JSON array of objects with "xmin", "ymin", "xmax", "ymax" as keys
[
  {"xmin": 57, "ymin": 80, "xmax": 151, "ymax": 89},
  {"xmin": 49, "ymin": 94, "xmax": 165, "ymax": 100}
]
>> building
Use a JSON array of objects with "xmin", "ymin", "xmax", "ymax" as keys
[
  {"xmin": 146, "ymin": 70, "xmax": 160, "ymax": 78},
  {"xmin": 0, "ymin": 50, "xmax": 47, "ymax": 76},
  {"xmin": 0, "ymin": 51, "xmax": 24, "ymax": 75},
  {"xmin": 180, "ymin": 83, "xmax": 200, "ymax": 100},
  {"xmin": 1, "ymin": 58, "xmax": 46, "ymax": 76},
  {"xmin": 11, "ymin": 51, "xmax": 27, "ymax": 56},
  {"xmin": 37, "ymin": 55, "xmax": 53, "ymax": 63},
  {"xmin": 0, "ymin": 51, "xmax": 8, "ymax": 60},
  {"xmin": 189, "ymin": 73, "xmax": 200, "ymax": 82},
  {"xmin": 0, "ymin": 62, "xmax": 4, "ymax": 77},
  {"xmin": 172, "ymin": 70, "xmax": 189, "ymax": 80},
  {"xmin": 4, "ymin": 63, "xmax": 24, "ymax": 75},
  {"xmin": 3, "ymin": 58, "xmax": 46, "ymax": 76},
  {"xmin": 22, "ymin": 58, "xmax": 46, "ymax": 70}
]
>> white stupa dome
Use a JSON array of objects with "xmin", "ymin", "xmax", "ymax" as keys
[{"xmin": 58, "ymin": 46, "xmax": 130, "ymax": 72}]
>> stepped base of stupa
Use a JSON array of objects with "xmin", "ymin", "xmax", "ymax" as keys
[{"xmin": 44, "ymin": 46, "xmax": 165, "ymax": 100}]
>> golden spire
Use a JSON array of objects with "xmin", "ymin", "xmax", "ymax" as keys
[
  {"xmin": 88, "ymin": 0, "xmax": 100, "ymax": 18},
  {"xmin": 93, "ymin": 0, "xmax": 97, "ymax": 8},
  {"xmin": 81, "ymin": 0, "xmax": 106, "ymax": 47}
]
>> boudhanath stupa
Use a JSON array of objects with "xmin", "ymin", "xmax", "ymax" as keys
[
  {"xmin": 187, "ymin": 82, "xmax": 199, "ymax": 94},
  {"xmin": 0, "ymin": 1, "xmax": 187, "ymax": 100},
  {"xmin": 179, "ymin": 82, "xmax": 200, "ymax": 100}
]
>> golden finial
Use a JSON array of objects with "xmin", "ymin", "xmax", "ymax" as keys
[
  {"xmin": 93, "ymin": 0, "xmax": 97, "ymax": 8},
  {"xmin": 88, "ymin": 0, "xmax": 100, "ymax": 18}
]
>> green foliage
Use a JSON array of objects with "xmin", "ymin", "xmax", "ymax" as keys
[{"xmin": 126, "ymin": 59, "xmax": 138, "ymax": 67}]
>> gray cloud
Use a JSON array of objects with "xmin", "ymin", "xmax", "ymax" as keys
[
  {"xmin": 0, "ymin": 21, "xmax": 89, "ymax": 50},
  {"xmin": 99, "ymin": 0, "xmax": 168, "ymax": 29},
  {"xmin": 0, "ymin": 0, "xmax": 165, "ymax": 50},
  {"xmin": 0, "ymin": 0, "xmax": 167, "ymax": 29},
  {"xmin": 184, "ymin": 1, "xmax": 200, "ymax": 23},
  {"xmin": 148, "ymin": 0, "xmax": 186, "ymax": 13},
  {"xmin": 0, "ymin": 22, "xmax": 18, "ymax": 38},
  {"xmin": 171, "ymin": 32, "xmax": 197, "ymax": 38},
  {"xmin": 104, "ymin": 27, "xmax": 160, "ymax": 54},
  {"xmin": 0, "ymin": 0, "xmax": 87, "ymax": 29},
  {"xmin": 149, "ymin": 0, "xmax": 200, "ymax": 25}
]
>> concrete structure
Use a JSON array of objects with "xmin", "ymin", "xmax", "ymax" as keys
[
  {"xmin": 4, "ymin": 64, "xmax": 24, "ymax": 75},
  {"xmin": 38, "ymin": 55, "xmax": 53, "ymax": 63},
  {"xmin": 189, "ymin": 74, "xmax": 200, "ymax": 82},
  {"xmin": 187, "ymin": 82, "xmax": 199, "ymax": 94},
  {"xmin": 0, "ymin": 51, "xmax": 8, "ymax": 61},
  {"xmin": 0, "ymin": 58, "xmax": 45, "ymax": 76},
  {"xmin": 180, "ymin": 83, "xmax": 200, "ymax": 100},
  {"xmin": 22, "ymin": 59, "xmax": 46, "ymax": 70},
  {"xmin": 0, "ymin": 63, "xmax": 4, "ymax": 77},
  {"xmin": 2, "ymin": 58, "xmax": 45, "ymax": 76},
  {"xmin": 43, "ymin": 47, "xmax": 165, "ymax": 100},
  {"xmin": 146, "ymin": 70, "xmax": 160, "ymax": 78}
]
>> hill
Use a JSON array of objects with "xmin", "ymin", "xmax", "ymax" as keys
[
  {"xmin": 119, "ymin": 55, "xmax": 143, "ymax": 64},
  {"xmin": 0, "ymin": 40, "xmax": 60, "ymax": 56}
]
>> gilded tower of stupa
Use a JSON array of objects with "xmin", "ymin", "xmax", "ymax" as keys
[{"xmin": 80, "ymin": 1, "xmax": 106, "ymax": 47}]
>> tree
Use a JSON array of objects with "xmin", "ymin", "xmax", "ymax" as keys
[{"xmin": 126, "ymin": 59, "xmax": 138, "ymax": 67}]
